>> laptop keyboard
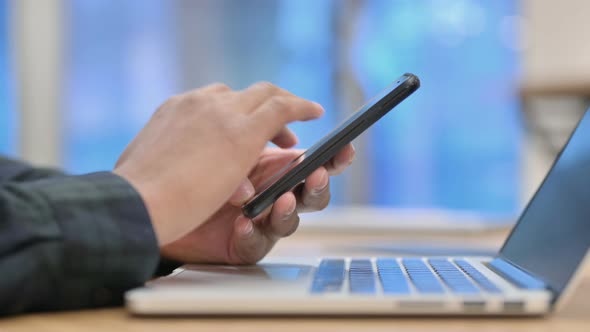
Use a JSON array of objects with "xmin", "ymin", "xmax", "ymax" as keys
[
  {"xmin": 349, "ymin": 259, "xmax": 377, "ymax": 294},
  {"xmin": 311, "ymin": 258, "xmax": 502, "ymax": 295},
  {"xmin": 310, "ymin": 259, "xmax": 346, "ymax": 293},
  {"xmin": 455, "ymin": 259, "xmax": 502, "ymax": 293},
  {"xmin": 377, "ymin": 259, "xmax": 410, "ymax": 294}
]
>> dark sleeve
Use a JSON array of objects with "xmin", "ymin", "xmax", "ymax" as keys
[
  {"xmin": 0, "ymin": 156, "xmax": 65, "ymax": 183},
  {"xmin": 0, "ymin": 171, "xmax": 160, "ymax": 315},
  {"xmin": 0, "ymin": 156, "xmax": 180, "ymax": 276}
]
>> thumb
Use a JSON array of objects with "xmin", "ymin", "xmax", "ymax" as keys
[{"xmin": 228, "ymin": 178, "xmax": 255, "ymax": 207}]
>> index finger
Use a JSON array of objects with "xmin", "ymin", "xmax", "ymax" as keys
[
  {"xmin": 236, "ymin": 82, "xmax": 297, "ymax": 112},
  {"xmin": 250, "ymin": 96, "xmax": 324, "ymax": 143}
]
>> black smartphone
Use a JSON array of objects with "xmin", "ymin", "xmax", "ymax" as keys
[{"xmin": 242, "ymin": 73, "xmax": 420, "ymax": 219}]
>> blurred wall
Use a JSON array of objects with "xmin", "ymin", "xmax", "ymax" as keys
[
  {"xmin": 522, "ymin": 0, "xmax": 590, "ymax": 91},
  {"xmin": 521, "ymin": 0, "xmax": 590, "ymax": 202}
]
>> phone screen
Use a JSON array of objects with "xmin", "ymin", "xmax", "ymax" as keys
[{"xmin": 243, "ymin": 73, "xmax": 420, "ymax": 218}]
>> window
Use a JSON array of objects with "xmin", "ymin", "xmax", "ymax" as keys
[
  {"xmin": 0, "ymin": 0, "xmax": 16, "ymax": 155},
  {"xmin": 63, "ymin": 0, "xmax": 520, "ymax": 213},
  {"xmin": 64, "ymin": 0, "xmax": 179, "ymax": 172},
  {"xmin": 352, "ymin": 0, "xmax": 521, "ymax": 213}
]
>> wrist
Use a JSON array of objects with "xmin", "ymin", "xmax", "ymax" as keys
[{"xmin": 113, "ymin": 168, "xmax": 169, "ymax": 246}]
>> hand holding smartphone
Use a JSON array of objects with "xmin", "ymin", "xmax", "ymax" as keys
[{"xmin": 242, "ymin": 73, "xmax": 420, "ymax": 219}]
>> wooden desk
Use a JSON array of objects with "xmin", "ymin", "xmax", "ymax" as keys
[{"xmin": 2, "ymin": 230, "xmax": 589, "ymax": 332}]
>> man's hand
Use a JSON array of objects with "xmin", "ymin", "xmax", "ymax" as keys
[
  {"xmin": 114, "ymin": 83, "xmax": 324, "ymax": 245},
  {"xmin": 160, "ymin": 145, "xmax": 355, "ymax": 264}
]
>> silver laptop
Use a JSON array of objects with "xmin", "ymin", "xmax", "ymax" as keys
[{"xmin": 126, "ymin": 108, "xmax": 590, "ymax": 316}]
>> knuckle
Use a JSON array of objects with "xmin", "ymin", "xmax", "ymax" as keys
[
  {"xmin": 183, "ymin": 92, "xmax": 204, "ymax": 106},
  {"xmin": 166, "ymin": 94, "xmax": 183, "ymax": 105},
  {"xmin": 208, "ymin": 82, "xmax": 231, "ymax": 92},
  {"xmin": 156, "ymin": 95, "xmax": 181, "ymax": 114},
  {"xmin": 266, "ymin": 96, "xmax": 291, "ymax": 113},
  {"xmin": 252, "ymin": 81, "xmax": 277, "ymax": 93},
  {"xmin": 184, "ymin": 92, "xmax": 219, "ymax": 111},
  {"xmin": 282, "ymin": 214, "xmax": 300, "ymax": 237}
]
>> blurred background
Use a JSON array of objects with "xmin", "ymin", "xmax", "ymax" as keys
[{"xmin": 1, "ymin": 0, "xmax": 589, "ymax": 225}]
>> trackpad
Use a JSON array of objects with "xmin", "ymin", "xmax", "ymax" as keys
[{"xmin": 152, "ymin": 263, "xmax": 313, "ymax": 287}]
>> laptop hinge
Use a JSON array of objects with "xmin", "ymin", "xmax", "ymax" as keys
[{"xmin": 487, "ymin": 258, "xmax": 552, "ymax": 291}]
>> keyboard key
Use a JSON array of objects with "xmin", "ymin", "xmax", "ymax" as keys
[
  {"xmin": 455, "ymin": 259, "xmax": 502, "ymax": 293},
  {"xmin": 402, "ymin": 258, "xmax": 445, "ymax": 294},
  {"xmin": 376, "ymin": 258, "xmax": 410, "ymax": 294},
  {"xmin": 429, "ymin": 259, "xmax": 480, "ymax": 294},
  {"xmin": 349, "ymin": 259, "xmax": 376, "ymax": 294},
  {"xmin": 311, "ymin": 259, "xmax": 345, "ymax": 294}
]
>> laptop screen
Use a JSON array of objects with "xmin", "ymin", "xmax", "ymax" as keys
[{"xmin": 500, "ymin": 109, "xmax": 590, "ymax": 298}]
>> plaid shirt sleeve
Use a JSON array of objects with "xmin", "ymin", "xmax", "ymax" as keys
[
  {"xmin": 0, "ymin": 156, "xmax": 65, "ymax": 182},
  {"xmin": 0, "ymin": 157, "xmax": 160, "ymax": 314}
]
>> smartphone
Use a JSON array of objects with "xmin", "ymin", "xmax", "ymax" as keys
[{"xmin": 242, "ymin": 73, "xmax": 420, "ymax": 219}]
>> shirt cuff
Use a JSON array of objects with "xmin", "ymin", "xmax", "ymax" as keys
[{"xmin": 32, "ymin": 171, "xmax": 160, "ymax": 308}]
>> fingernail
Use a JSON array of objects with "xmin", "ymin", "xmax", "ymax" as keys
[
  {"xmin": 283, "ymin": 200, "xmax": 296, "ymax": 221},
  {"xmin": 240, "ymin": 180, "xmax": 255, "ymax": 201},
  {"xmin": 241, "ymin": 219, "xmax": 254, "ymax": 237},
  {"xmin": 312, "ymin": 172, "xmax": 329, "ymax": 195},
  {"xmin": 349, "ymin": 145, "xmax": 356, "ymax": 164},
  {"xmin": 312, "ymin": 102, "xmax": 325, "ymax": 114}
]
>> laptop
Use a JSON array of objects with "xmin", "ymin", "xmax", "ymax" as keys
[{"xmin": 126, "ymin": 108, "xmax": 590, "ymax": 316}]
